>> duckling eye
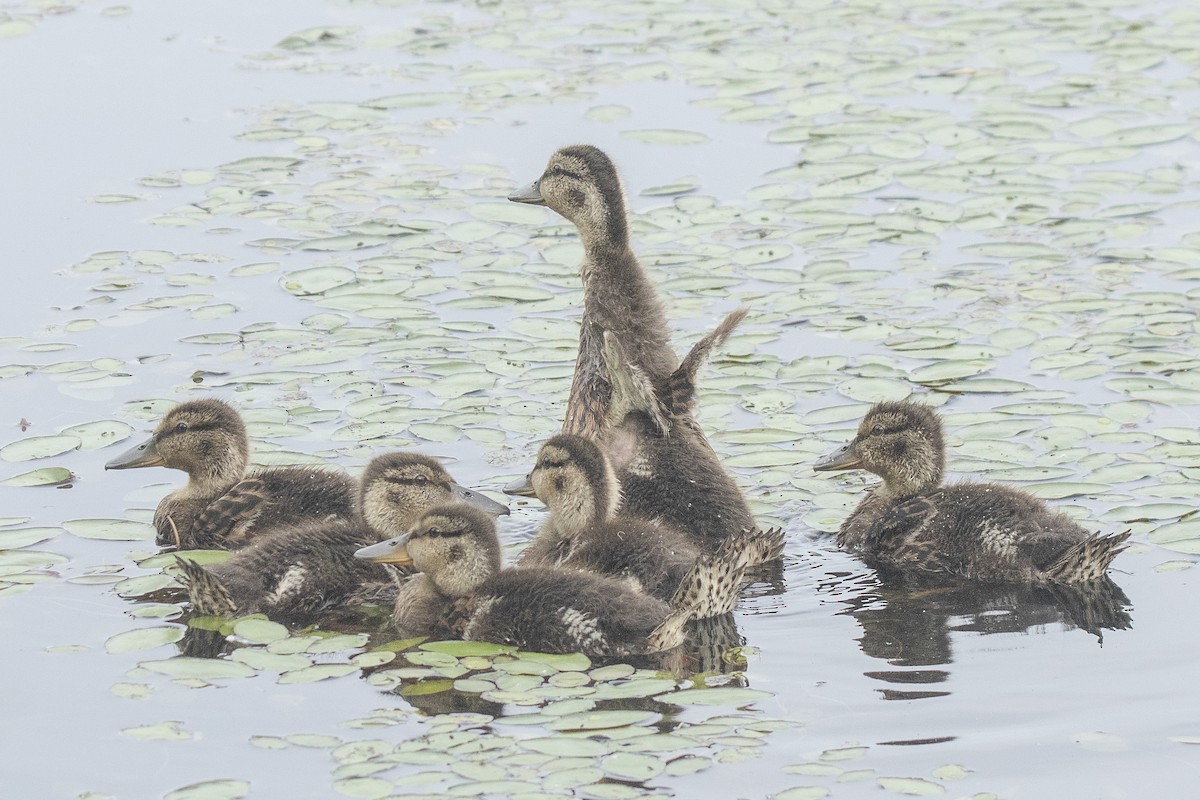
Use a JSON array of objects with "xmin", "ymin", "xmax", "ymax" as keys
[
  {"xmin": 174, "ymin": 422, "xmax": 189, "ymax": 433},
  {"xmin": 414, "ymin": 474, "xmax": 428, "ymax": 485},
  {"xmin": 550, "ymin": 164, "xmax": 564, "ymax": 175},
  {"xmin": 426, "ymin": 527, "xmax": 442, "ymax": 537},
  {"xmin": 870, "ymin": 424, "xmax": 884, "ymax": 435}
]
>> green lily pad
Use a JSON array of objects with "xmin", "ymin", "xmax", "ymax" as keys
[
  {"xmin": 163, "ymin": 779, "xmax": 251, "ymax": 800},
  {"xmin": 0, "ymin": 527, "xmax": 60, "ymax": 548},
  {"xmin": 1, "ymin": 467, "xmax": 74, "ymax": 487},
  {"xmin": 0, "ymin": 435, "xmax": 80, "ymax": 462},
  {"xmin": 140, "ymin": 658, "xmax": 256, "ymax": 680},
  {"xmin": 105, "ymin": 626, "xmax": 185, "ymax": 654},
  {"xmin": 64, "ymin": 518, "xmax": 155, "ymax": 541},
  {"xmin": 877, "ymin": 777, "xmax": 945, "ymax": 796},
  {"xmin": 547, "ymin": 710, "xmax": 658, "ymax": 731},
  {"xmin": 232, "ymin": 618, "xmax": 290, "ymax": 644},
  {"xmin": 277, "ymin": 664, "xmax": 358, "ymax": 684}
]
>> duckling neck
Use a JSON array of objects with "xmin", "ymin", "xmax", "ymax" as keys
[
  {"xmin": 877, "ymin": 463, "xmax": 942, "ymax": 500},
  {"xmin": 549, "ymin": 491, "xmax": 606, "ymax": 540},
  {"xmin": 429, "ymin": 552, "xmax": 497, "ymax": 599},
  {"xmin": 185, "ymin": 455, "xmax": 246, "ymax": 500}
]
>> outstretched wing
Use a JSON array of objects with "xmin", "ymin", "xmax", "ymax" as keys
[{"xmin": 664, "ymin": 308, "xmax": 747, "ymax": 419}]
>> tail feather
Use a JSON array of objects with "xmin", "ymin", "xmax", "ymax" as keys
[
  {"xmin": 665, "ymin": 308, "xmax": 748, "ymax": 418},
  {"xmin": 644, "ymin": 526, "xmax": 784, "ymax": 652},
  {"xmin": 1044, "ymin": 530, "xmax": 1131, "ymax": 584},
  {"xmin": 174, "ymin": 556, "xmax": 237, "ymax": 617}
]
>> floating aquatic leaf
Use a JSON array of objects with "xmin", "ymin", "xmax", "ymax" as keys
[
  {"xmin": 621, "ymin": 129, "xmax": 709, "ymax": 145},
  {"xmin": 141, "ymin": 658, "xmax": 255, "ymax": 680},
  {"xmin": 547, "ymin": 710, "xmax": 657, "ymax": 731},
  {"xmin": 331, "ymin": 778, "xmax": 393, "ymax": 798},
  {"xmin": 773, "ymin": 789, "xmax": 829, "ymax": 800},
  {"xmin": 420, "ymin": 640, "xmax": 515, "ymax": 657},
  {"xmin": 1, "ymin": 467, "xmax": 74, "ymax": 487},
  {"xmin": 277, "ymin": 664, "xmax": 358, "ymax": 684},
  {"xmin": 877, "ymin": 777, "xmax": 945, "ymax": 796},
  {"xmin": 105, "ymin": 626, "xmax": 184, "ymax": 654},
  {"xmin": 64, "ymin": 518, "xmax": 154, "ymax": 541},
  {"xmin": 122, "ymin": 721, "xmax": 194, "ymax": 741},
  {"xmin": 0, "ymin": 435, "xmax": 80, "ymax": 462},
  {"xmin": 60, "ymin": 420, "xmax": 133, "ymax": 451},
  {"xmin": 0, "ymin": 527, "xmax": 60, "ymax": 548},
  {"xmin": 600, "ymin": 752, "xmax": 664, "ymax": 782},
  {"xmin": 232, "ymin": 618, "xmax": 290, "ymax": 644},
  {"xmin": 163, "ymin": 779, "xmax": 251, "ymax": 800}
]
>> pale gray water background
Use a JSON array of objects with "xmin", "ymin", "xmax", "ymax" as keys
[{"xmin": 2, "ymin": 1, "xmax": 1199, "ymax": 798}]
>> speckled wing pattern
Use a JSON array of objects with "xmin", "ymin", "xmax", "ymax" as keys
[
  {"xmin": 192, "ymin": 478, "xmax": 269, "ymax": 548},
  {"xmin": 174, "ymin": 556, "xmax": 237, "ymax": 617}
]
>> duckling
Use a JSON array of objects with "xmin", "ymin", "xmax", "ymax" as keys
[
  {"xmin": 174, "ymin": 453, "xmax": 509, "ymax": 624},
  {"xmin": 511, "ymin": 148, "xmax": 754, "ymax": 547},
  {"xmin": 814, "ymin": 401, "xmax": 1130, "ymax": 585},
  {"xmin": 356, "ymin": 504, "xmax": 777, "ymax": 656},
  {"xmin": 106, "ymin": 398, "xmax": 355, "ymax": 549},
  {"xmin": 510, "ymin": 433, "xmax": 699, "ymax": 601}
]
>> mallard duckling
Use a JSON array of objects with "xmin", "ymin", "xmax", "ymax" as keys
[
  {"xmin": 106, "ymin": 398, "xmax": 355, "ymax": 549},
  {"xmin": 511, "ymin": 149, "xmax": 753, "ymax": 546},
  {"xmin": 174, "ymin": 453, "xmax": 509, "ymax": 624},
  {"xmin": 509, "ymin": 433, "xmax": 698, "ymax": 601},
  {"xmin": 814, "ymin": 401, "xmax": 1129, "ymax": 585},
  {"xmin": 356, "ymin": 504, "xmax": 777, "ymax": 655}
]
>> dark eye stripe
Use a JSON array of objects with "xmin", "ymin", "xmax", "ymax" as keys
[
  {"xmin": 159, "ymin": 422, "xmax": 217, "ymax": 439},
  {"xmin": 536, "ymin": 459, "xmax": 567, "ymax": 470}
]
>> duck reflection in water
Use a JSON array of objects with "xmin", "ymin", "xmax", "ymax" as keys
[{"xmin": 832, "ymin": 571, "xmax": 1132, "ymax": 701}]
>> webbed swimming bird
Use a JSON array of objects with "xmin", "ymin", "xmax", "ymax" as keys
[
  {"xmin": 814, "ymin": 401, "xmax": 1129, "ymax": 585},
  {"xmin": 509, "ymin": 146, "xmax": 754, "ymax": 550},
  {"xmin": 355, "ymin": 504, "xmax": 778, "ymax": 656},
  {"xmin": 509, "ymin": 433, "xmax": 699, "ymax": 601},
  {"xmin": 106, "ymin": 398, "xmax": 355, "ymax": 549},
  {"xmin": 174, "ymin": 453, "xmax": 508, "ymax": 624}
]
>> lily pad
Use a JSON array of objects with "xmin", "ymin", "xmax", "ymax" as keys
[
  {"xmin": 105, "ymin": 626, "xmax": 185, "ymax": 654},
  {"xmin": 1, "ymin": 467, "xmax": 74, "ymax": 487}
]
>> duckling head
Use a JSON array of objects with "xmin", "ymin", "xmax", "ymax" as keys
[
  {"xmin": 814, "ymin": 401, "xmax": 944, "ymax": 497},
  {"xmin": 360, "ymin": 453, "xmax": 509, "ymax": 538},
  {"xmin": 508, "ymin": 145, "xmax": 629, "ymax": 252},
  {"xmin": 527, "ymin": 434, "xmax": 621, "ymax": 537},
  {"xmin": 356, "ymin": 504, "xmax": 501, "ymax": 598},
  {"xmin": 105, "ymin": 399, "xmax": 248, "ymax": 490}
]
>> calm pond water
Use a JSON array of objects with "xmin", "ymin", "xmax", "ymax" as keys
[{"xmin": 3, "ymin": 1, "xmax": 1199, "ymax": 798}]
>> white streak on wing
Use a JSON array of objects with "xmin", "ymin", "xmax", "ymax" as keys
[
  {"xmin": 978, "ymin": 522, "xmax": 1017, "ymax": 561},
  {"xmin": 559, "ymin": 607, "xmax": 606, "ymax": 650},
  {"xmin": 463, "ymin": 596, "xmax": 498, "ymax": 641},
  {"xmin": 268, "ymin": 566, "xmax": 308, "ymax": 603}
]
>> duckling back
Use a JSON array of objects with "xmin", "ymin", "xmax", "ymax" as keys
[
  {"xmin": 612, "ymin": 413, "xmax": 756, "ymax": 551},
  {"xmin": 178, "ymin": 520, "xmax": 393, "ymax": 623},
  {"xmin": 555, "ymin": 517, "xmax": 698, "ymax": 601},
  {"xmin": 197, "ymin": 467, "xmax": 357, "ymax": 549},
  {"xmin": 847, "ymin": 483, "xmax": 1127, "ymax": 585},
  {"xmin": 463, "ymin": 567, "xmax": 672, "ymax": 656}
]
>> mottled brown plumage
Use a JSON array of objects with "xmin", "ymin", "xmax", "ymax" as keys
[
  {"xmin": 358, "ymin": 503, "xmax": 781, "ymax": 655},
  {"xmin": 815, "ymin": 401, "xmax": 1129, "ymax": 585},
  {"xmin": 517, "ymin": 434, "xmax": 698, "ymax": 602},
  {"xmin": 174, "ymin": 453, "xmax": 508, "ymax": 624},
  {"xmin": 509, "ymin": 146, "xmax": 754, "ymax": 550},
  {"xmin": 106, "ymin": 399, "xmax": 355, "ymax": 549}
]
